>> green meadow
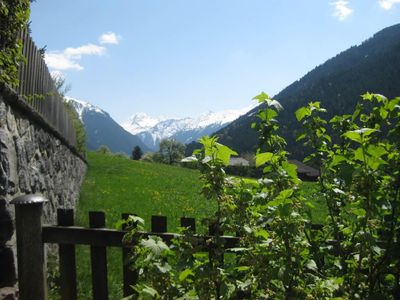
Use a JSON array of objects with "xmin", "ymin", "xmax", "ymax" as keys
[{"xmin": 65, "ymin": 151, "xmax": 326, "ymax": 299}]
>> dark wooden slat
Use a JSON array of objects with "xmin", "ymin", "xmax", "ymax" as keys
[
  {"xmin": 121, "ymin": 213, "xmax": 138, "ymax": 297},
  {"xmin": 209, "ymin": 220, "xmax": 223, "ymax": 236},
  {"xmin": 180, "ymin": 217, "xmax": 196, "ymax": 233},
  {"xmin": 42, "ymin": 226, "xmax": 240, "ymax": 249},
  {"xmin": 57, "ymin": 209, "xmax": 77, "ymax": 300},
  {"xmin": 89, "ymin": 211, "xmax": 108, "ymax": 300},
  {"xmin": 208, "ymin": 220, "xmax": 224, "ymax": 266},
  {"xmin": 151, "ymin": 215, "xmax": 167, "ymax": 233}
]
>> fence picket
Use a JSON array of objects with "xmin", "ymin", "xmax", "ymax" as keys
[
  {"xmin": 180, "ymin": 217, "xmax": 196, "ymax": 232},
  {"xmin": 89, "ymin": 211, "xmax": 109, "ymax": 300},
  {"xmin": 13, "ymin": 197, "xmax": 248, "ymax": 299},
  {"xmin": 121, "ymin": 213, "xmax": 138, "ymax": 297},
  {"xmin": 151, "ymin": 215, "xmax": 167, "ymax": 233},
  {"xmin": 13, "ymin": 31, "xmax": 77, "ymax": 148},
  {"xmin": 57, "ymin": 209, "xmax": 78, "ymax": 300}
]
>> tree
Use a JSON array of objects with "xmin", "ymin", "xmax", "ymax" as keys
[
  {"xmin": 131, "ymin": 146, "xmax": 143, "ymax": 160},
  {"xmin": 159, "ymin": 138, "xmax": 185, "ymax": 165},
  {"xmin": 52, "ymin": 73, "xmax": 71, "ymax": 97}
]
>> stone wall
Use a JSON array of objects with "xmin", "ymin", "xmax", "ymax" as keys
[{"xmin": 0, "ymin": 85, "xmax": 87, "ymax": 298}]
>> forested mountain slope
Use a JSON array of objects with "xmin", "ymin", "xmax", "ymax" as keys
[{"xmin": 215, "ymin": 23, "xmax": 400, "ymax": 159}]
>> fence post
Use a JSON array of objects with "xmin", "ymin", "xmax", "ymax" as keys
[
  {"xmin": 58, "ymin": 209, "xmax": 77, "ymax": 300},
  {"xmin": 121, "ymin": 213, "xmax": 138, "ymax": 297},
  {"xmin": 89, "ymin": 211, "xmax": 109, "ymax": 300},
  {"xmin": 11, "ymin": 195, "xmax": 48, "ymax": 300}
]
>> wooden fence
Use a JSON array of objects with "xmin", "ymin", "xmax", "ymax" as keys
[
  {"xmin": 12, "ymin": 29, "xmax": 76, "ymax": 147},
  {"xmin": 11, "ymin": 195, "xmax": 240, "ymax": 300}
]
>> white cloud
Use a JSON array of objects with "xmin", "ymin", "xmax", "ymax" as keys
[
  {"xmin": 64, "ymin": 44, "xmax": 106, "ymax": 58},
  {"xmin": 379, "ymin": 0, "xmax": 400, "ymax": 9},
  {"xmin": 45, "ymin": 44, "xmax": 106, "ymax": 71},
  {"xmin": 331, "ymin": 1, "xmax": 353, "ymax": 21},
  {"xmin": 99, "ymin": 32, "xmax": 121, "ymax": 45}
]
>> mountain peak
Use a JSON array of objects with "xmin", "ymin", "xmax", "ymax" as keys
[
  {"xmin": 123, "ymin": 112, "xmax": 166, "ymax": 135},
  {"xmin": 65, "ymin": 96, "xmax": 107, "ymax": 121},
  {"xmin": 121, "ymin": 105, "xmax": 255, "ymax": 150}
]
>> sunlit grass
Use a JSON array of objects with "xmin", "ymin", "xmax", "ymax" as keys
[
  {"xmin": 70, "ymin": 152, "xmax": 327, "ymax": 299},
  {"xmin": 74, "ymin": 152, "xmax": 215, "ymax": 299}
]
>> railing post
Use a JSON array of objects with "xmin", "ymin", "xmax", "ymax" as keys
[{"xmin": 11, "ymin": 195, "xmax": 48, "ymax": 300}]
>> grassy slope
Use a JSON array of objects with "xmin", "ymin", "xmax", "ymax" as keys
[
  {"xmin": 71, "ymin": 152, "xmax": 327, "ymax": 299},
  {"xmin": 74, "ymin": 152, "xmax": 216, "ymax": 299},
  {"xmin": 76, "ymin": 152, "xmax": 215, "ymax": 231}
]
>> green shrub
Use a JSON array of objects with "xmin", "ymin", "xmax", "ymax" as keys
[
  {"xmin": 63, "ymin": 100, "xmax": 87, "ymax": 156},
  {"xmin": 125, "ymin": 92, "xmax": 400, "ymax": 299},
  {"xmin": 0, "ymin": 0, "xmax": 30, "ymax": 86}
]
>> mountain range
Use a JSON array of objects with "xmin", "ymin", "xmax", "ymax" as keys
[
  {"xmin": 121, "ymin": 106, "xmax": 254, "ymax": 151},
  {"xmin": 65, "ymin": 97, "xmax": 150, "ymax": 154},
  {"xmin": 215, "ymin": 23, "xmax": 400, "ymax": 159},
  {"xmin": 65, "ymin": 97, "xmax": 252, "ymax": 154},
  {"xmin": 67, "ymin": 24, "xmax": 400, "ymax": 158}
]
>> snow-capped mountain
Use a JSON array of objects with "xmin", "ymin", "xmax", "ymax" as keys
[
  {"xmin": 65, "ymin": 97, "xmax": 149, "ymax": 154},
  {"xmin": 121, "ymin": 105, "xmax": 254, "ymax": 151},
  {"xmin": 65, "ymin": 96, "xmax": 108, "ymax": 121}
]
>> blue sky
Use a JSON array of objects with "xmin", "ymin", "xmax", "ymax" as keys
[{"xmin": 30, "ymin": 1, "xmax": 400, "ymax": 123}]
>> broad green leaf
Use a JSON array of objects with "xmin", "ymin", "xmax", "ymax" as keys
[
  {"xmin": 255, "ymin": 152, "xmax": 273, "ymax": 167},
  {"xmin": 179, "ymin": 268, "xmax": 194, "ymax": 281},
  {"xmin": 343, "ymin": 128, "xmax": 377, "ymax": 143},
  {"xmin": 332, "ymin": 188, "xmax": 345, "ymax": 195},
  {"xmin": 379, "ymin": 106, "xmax": 388, "ymax": 119},
  {"xmin": 128, "ymin": 215, "xmax": 144, "ymax": 225},
  {"xmin": 268, "ymin": 189, "xmax": 293, "ymax": 207},
  {"xmin": 330, "ymin": 155, "xmax": 346, "ymax": 167},
  {"xmin": 367, "ymin": 144, "xmax": 387, "ymax": 158},
  {"xmin": 295, "ymin": 107, "xmax": 310, "ymax": 121},
  {"xmin": 385, "ymin": 274, "xmax": 395, "ymax": 283},
  {"xmin": 296, "ymin": 133, "xmax": 307, "ymax": 142},
  {"xmin": 252, "ymin": 91, "xmax": 270, "ymax": 103},
  {"xmin": 362, "ymin": 92, "xmax": 374, "ymax": 101},
  {"xmin": 155, "ymin": 262, "xmax": 171, "ymax": 273},
  {"xmin": 265, "ymin": 99, "xmax": 283, "ymax": 111},
  {"xmin": 278, "ymin": 189, "xmax": 294, "ymax": 199},
  {"xmin": 282, "ymin": 161, "xmax": 297, "ymax": 179},
  {"xmin": 243, "ymin": 225, "xmax": 252, "ymax": 233},
  {"xmin": 387, "ymin": 98, "xmax": 400, "ymax": 111},
  {"xmin": 343, "ymin": 131, "xmax": 362, "ymax": 143},
  {"xmin": 354, "ymin": 147, "xmax": 364, "ymax": 162},
  {"xmin": 114, "ymin": 219, "xmax": 127, "ymax": 230},
  {"xmin": 140, "ymin": 236, "xmax": 169, "ymax": 255},
  {"xmin": 181, "ymin": 156, "xmax": 198, "ymax": 163},
  {"xmin": 199, "ymin": 136, "xmax": 237, "ymax": 166},
  {"xmin": 352, "ymin": 208, "xmax": 366, "ymax": 217},
  {"xmin": 255, "ymin": 228, "xmax": 269, "ymax": 240},
  {"xmin": 354, "ymin": 128, "xmax": 377, "ymax": 136},
  {"xmin": 305, "ymin": 260, "xmax": 318, "ymax": 271},
  {"xmin": 141, "ymin": 285, "xmax": 159, "ymax": 297},
  {"xmin": 366, "ymin": 156, "xmax": 387, "ymax": 170},
  {"xmin": 215, "ymin": 143, "xmax": 238, "ymax": 166},
  {"xmin": 235, "ymin": 266, "xmax": 250, "ymax": 272},
  {"xmin": 258, "ymin": 109, "xmax": 278, "ymax": 122}
]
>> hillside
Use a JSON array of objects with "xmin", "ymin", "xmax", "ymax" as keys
[
  {"xmin": 65, "ymin": 97, "xmax": 149, "ymax": 154},
  {"xmin": 215, "ymin": 23, "xmax": 400, "ymax": 158}
]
